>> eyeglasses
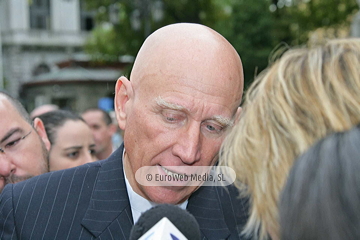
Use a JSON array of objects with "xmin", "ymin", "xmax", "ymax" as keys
[{"xmin": 0, "ymin": 130, "xmax": 32, "ymax": 153}]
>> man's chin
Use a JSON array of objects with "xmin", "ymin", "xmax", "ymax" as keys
[
  {"xmin": 145, "ymin": 185, "xmax": 198, "ymax": 204},
  {"xmin": 5, "ymin": 175, "xmax": 34, "ymax": 185},
  {"xmin": 0, "ymin": 174, "xmax": 42, "ymax": 193}
]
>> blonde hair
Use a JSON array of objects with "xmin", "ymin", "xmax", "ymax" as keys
[{"xmin": 220, "ymin": 38, "xmax": 360, "ymax": 240}]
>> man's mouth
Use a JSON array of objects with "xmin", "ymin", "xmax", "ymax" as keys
[{"xmin": 160, "ymin": 166, "xmax": 188, "ymax": 178}]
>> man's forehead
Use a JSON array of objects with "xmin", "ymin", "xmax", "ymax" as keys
[
  {"xmin": 84, "ymin": 111, "xmax": 106, "ymax": 123},
  {"xmin": 0, "ymin": 97, "xmax": 19, "ymax": 115},
  {"xmin": 0, "ymin": 97, "xmax": 29, "ymax": 126},
  {"xmin": 0, "ymin": 95, "xmax": 10, "ymax": 107}
]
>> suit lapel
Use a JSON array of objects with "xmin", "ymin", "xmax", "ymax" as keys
[
  {"xmin": 81, "ymin": 146, "xmax": 133, "ymax": 238},
  {"xmin": 187, "ymin": 185, "xmax": 231, "ymax": 240},
  {"xmin": 81, "ymin": 146, "xmax": 234, "ymax": 239}
]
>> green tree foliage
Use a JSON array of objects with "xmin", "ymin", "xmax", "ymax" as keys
[
  {"xmin": 84, "ymin": 0, "xmax": 221, "ymax": 61},
  {"xmin": 213, "ymin": 0, "xmax": 293, "ymax": 88},
  {"xmin": 84, "ymin": 0, "xmax": 359, "ymax": 86},
  {"xmin": 280, "ymin": 0, "xmax": 358, "ymax": 44},
  {"xmin": 84, "ymin": 1, "xmax": 145, "ymax": 61}
]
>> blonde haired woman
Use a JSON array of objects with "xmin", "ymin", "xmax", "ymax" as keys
[{"xmin": 220, "ymin": 38, "xmax": 360, "ymax": 240}]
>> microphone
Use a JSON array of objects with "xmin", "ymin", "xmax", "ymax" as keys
[{"xmin": 129, "ymin": 204, "xmax": 201, "ymax": 240}]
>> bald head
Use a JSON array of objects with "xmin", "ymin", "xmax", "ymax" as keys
[
  {"xmin": 130, "ymin": 23, "xmax": 243, "ymax": 103},
  {"xmin": 30, "ymin": 104, "xmax": 59, "ymax": 119}
]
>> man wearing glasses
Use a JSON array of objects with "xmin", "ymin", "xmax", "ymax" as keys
[{"xmin": 0, "ymin": 91, "xmax": 50, "ymax": 192}]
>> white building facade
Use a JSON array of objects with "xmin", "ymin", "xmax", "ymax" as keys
[{"xmin": 0, "ymin": 0, "xmax": 94, "ymax": 98}]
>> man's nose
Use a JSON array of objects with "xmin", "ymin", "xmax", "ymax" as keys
[
  {"xmin": 173, "ymin": 123, "xmax": 201, "ymax": 165},
  {"xmin": 0, "ymin": 156, "xmax": 15, "ymax": 177}
]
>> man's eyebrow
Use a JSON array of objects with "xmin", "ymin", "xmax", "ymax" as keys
[
  {"xmin": 210, "ymin": 115, "xmax": 234, "ymax": 128},
  {"xmin": 0, "ymin": 128, "xmax": 22, "ymax": 144},
  {"xmin": 64, "ymin": 146, "xmax": 82, "ymax": 151},
  {"xmin": 155, "ymin": 96, "xmax": 234, "ymax": 127},
  {"xmin": 155, "ymin": 96, "xmax": 188, "ymax": 111}
]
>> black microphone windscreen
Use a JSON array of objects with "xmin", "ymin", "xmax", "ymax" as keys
[{"xmin": 129, "ymin": 204, "xmax": 201, "ymax": 240}]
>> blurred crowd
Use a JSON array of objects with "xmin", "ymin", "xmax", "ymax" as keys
[{"xmin": 0, "ymin": 99, "xmax": 123, "ymax": 186}]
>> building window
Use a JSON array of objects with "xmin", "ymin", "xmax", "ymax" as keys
[
  {"xmin": 32, "ymin": 63, "xmax": 50, "ymax": 76},
  {"xmin": 80, "ymin": 0, "xmax": 95, "ymax": 31},
  {"xmin": 29, "ymin": 0, "xmax": 51, "ymax": 29},
  {"xmin": 52, "ymin": 97, "xmax": 75, "ymax": 111}
]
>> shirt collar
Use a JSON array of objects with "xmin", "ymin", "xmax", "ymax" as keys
[{"xmin": 122, "ymin": 148, "xmax": 188, "ymax": 224}]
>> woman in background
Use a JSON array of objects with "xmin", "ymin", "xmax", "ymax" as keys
[
  {"xmin": 38, "ymin": 110, "xmax": 97, "ymax": 171},
  {"xmin": 280, "ymin": 125, "xmax": 360, "ymax": 240},
  {"xmin": 220, "ymin": 39, "xmax": 360, "ymax": 239}
]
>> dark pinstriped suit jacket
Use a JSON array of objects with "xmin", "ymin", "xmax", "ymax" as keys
[{"xmin": 0, "ymin": 145, "xmax": 249, "ymax": 240}]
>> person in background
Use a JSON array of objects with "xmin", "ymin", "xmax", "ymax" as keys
[
  {"xmin": 30, "ymin": 104, "xmax": 59, "ymax": 119},
  {"xmin": 37, "ymin": 110, "xmax": 97, "ymax": 171},
  {"xmin": 280, "ymin": 125, "xmax": 360, "ymax": 240},
  {"xmin": 0, "ymin": 91, "xmax": 50, "ymax": 192},
  {"xmin": 220, "ymin": 38, "xmax": 360, "ymax": 240},
  {"xmin": 0, "ymin": 23, "xmax": 248, "ymax": 239},
  {"xmin": 82, "ymin": 108, "xmax": 118, "ymax": 160}
]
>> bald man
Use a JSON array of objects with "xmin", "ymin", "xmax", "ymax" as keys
[{"xmin": 0, "ymin": 23, "xmax": 248, "ymax": 239}]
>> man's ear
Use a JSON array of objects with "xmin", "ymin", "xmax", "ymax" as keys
[
  {"xmin": 33, "ymin": 118, "xmax": 51, "ymax": 151},
  {"xmin": 114, "ymin": 76, "xmax": 133, "ymax": 130},
  {"xmin": 234, "ymin": 107, "xmax": 242, "ymax": 124}
]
